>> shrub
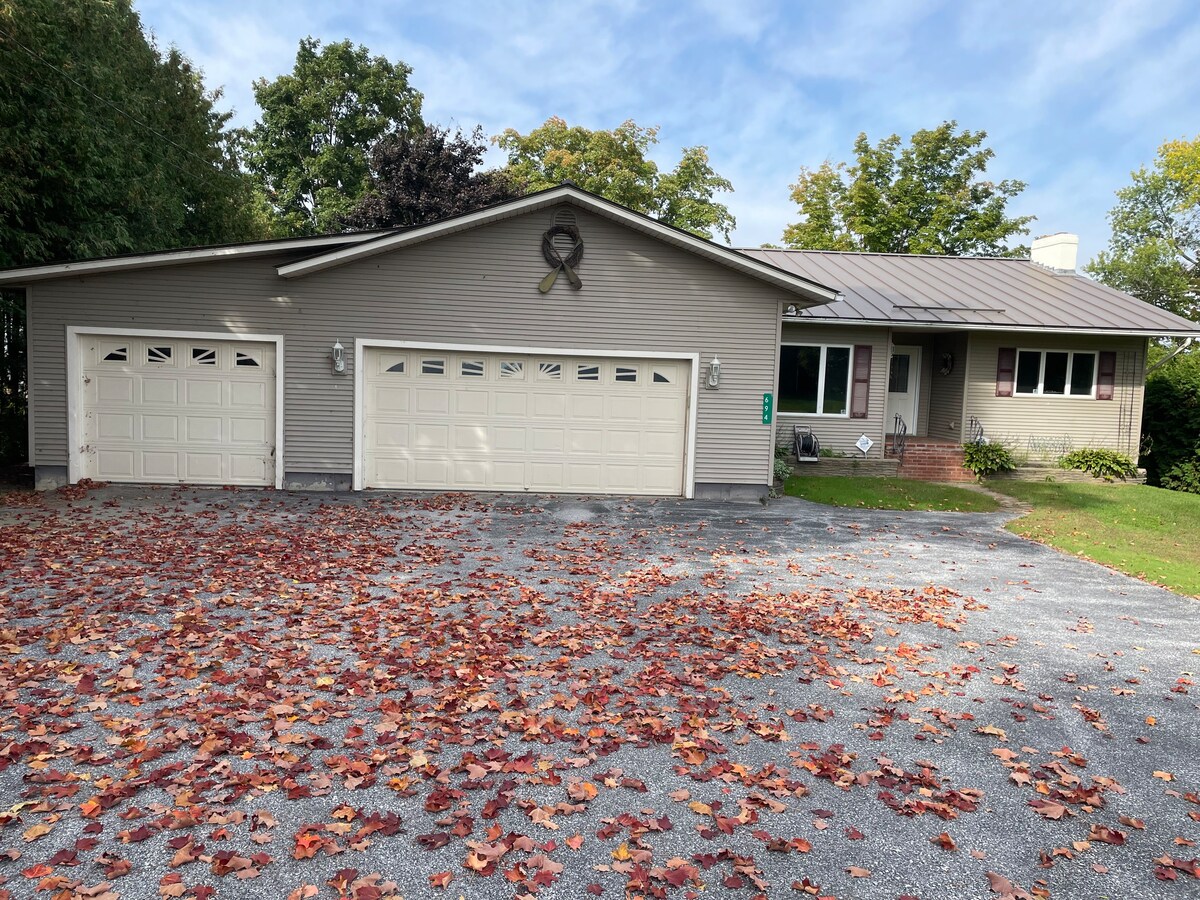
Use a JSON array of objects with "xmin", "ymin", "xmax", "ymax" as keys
[
  {"xmin": 774, "ymin": 444, "xmax": 791, "ymax": 459},
  {"xmin": 773, "ymin": 457, "xmax": 793, "ymax": 482},
  {"xmin": 1142, "ymin": 349, "xmax": 1200, "ymax": 489},
  {"xmin": 1160, "ymin": 444, "xmax": 1200, "ymax": 493},
  {"xmin": 962, "ymin": 440, "xmax": 1016, "ymax": 478},
  {"xmin": 1059, "ymin": 448, "xmax": 1138, "ymax": 480}
]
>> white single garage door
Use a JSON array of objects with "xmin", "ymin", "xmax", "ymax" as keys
[
  {"xmin": 80, "ymin": 335, "xmax": 276, "ymax": 486},
  {"xmin": 363, "ymin": 348, "xmax": 690, "ymax": 495}
]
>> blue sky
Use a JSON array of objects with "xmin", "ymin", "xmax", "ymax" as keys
[{"xmin": 136, "ymin": 0, "xmax": 1200, "ymax": 262}]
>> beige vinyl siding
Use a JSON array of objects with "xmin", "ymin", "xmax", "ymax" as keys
[
  {"xmin": 775, "ymin": 323, "xmax": 890, "ymax": 458},
  {"xmin": 926, "ymin": 332, "xmax": 969, "ymax": 440},
  {"xmin": 29, "ymin": 206, "xmax": 787, "ymax": 488},
  {"xmin": 965, "ymin": 332, "xmax": 1146, "ymax": 460}
]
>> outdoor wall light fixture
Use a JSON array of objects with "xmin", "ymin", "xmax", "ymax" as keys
[
  {"xmin": 330, "ymin": 340, "xmax": 346, "ymax": 375},
  {"xmin": 707, "ymin": 357, "xmax": 721, "ymax": 389},
  {"xmin": 784, "ymin": 304, "xmax": 799, "ymax": 316}
]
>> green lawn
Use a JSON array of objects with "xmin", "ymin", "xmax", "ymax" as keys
[
  {"xmin": 987, "ymin": 481, "xmax": 1200, "ymax": 597},
  {"xmin": 783, "ymin": 476, "xmax": 999, "ymax": 512}
]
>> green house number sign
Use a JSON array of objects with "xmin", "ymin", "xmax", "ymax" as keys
[{"xmin": 762, "ymin": 392, "xmax": 773, "ymax": 425}]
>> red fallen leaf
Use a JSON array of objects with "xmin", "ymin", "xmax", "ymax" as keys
[
  {"xmin": 22, "ymin": 863, "xmax": 53, "ymax": 878},
  {"xmin": 565, "ymin": 834, "xmax": 585, "ymax": 850},
  {"xmin": 1087, "ymin": 825, "xmax": 1126, "ymax": 846},
  {"xmin": 845, "ymin": 827, "xmax": 865, "ymax": 840},
  {"xmin": 1091, "ymin": 863, "xmax": 1109, "ymax": 874},
  {"xmin": 286, "ymin": 887, "xmax": 319, "ymax": 900},
  {"xmin": 986, "ymin": 871, "xmax": 1035, "ymax": 898},
  {"xmin": 416, "ymin": 832, "xmax": 451, "ymax": 850},
  {"xmin": 429, "ymin": 871, "xmax": 453, "ymax": 888},
  {"xmin": 723, "ymin": 874, "xmax": 744, "ymax": 888},
  {"xmin": 931, "ymin": 832, "xmax": 957, "ymax": 851},
  {"xmin": 1028, "ymin": 799, "xmax": 1069, "ymax": 820},
  {"xmin": 845, "ymin": 866, "xmax": 872, "ymax": 877},
  {"xmin": 586, "ymin": 885, "xmax": 604, "ymax": 896},
  {"xmin": 1118, "ymin": 815, "xmax": 1145, "ymax": 830}
]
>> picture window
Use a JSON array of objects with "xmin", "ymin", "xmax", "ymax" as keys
[
  {"xmin": 777, "ymin": 344, "xmax": 852, "ymax": 415},
  {"xmin": 1015, "ymin": 350, "xmax": 1096, "ymax": 397}
]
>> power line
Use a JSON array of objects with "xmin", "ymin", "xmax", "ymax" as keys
[{"xmin": 0, "ymin": 25, "xmax": 233, "ymax": 171}]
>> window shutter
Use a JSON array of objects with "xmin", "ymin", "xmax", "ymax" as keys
[
  {"xmin": 1097, "ymin": 351, "xmax": 1117, "ymax": 400},
  {"xmin": 850, "ymin": 345, "xmax": 872, "ymax": 419},
  {"xmin": 995, "ymin": 347, "xmax": 1016, "ymax": 397}
]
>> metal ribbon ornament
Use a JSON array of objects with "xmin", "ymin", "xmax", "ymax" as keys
[{"xmin": 538, "ymin": 224, "xmax": 584, "ymax": 293}]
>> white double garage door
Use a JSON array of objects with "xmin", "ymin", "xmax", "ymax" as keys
[{"xmin": 79, "ymin": 334, "xmax": 692, "ymax": 496}]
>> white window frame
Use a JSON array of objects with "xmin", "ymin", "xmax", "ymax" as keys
[
  {"xmin": 1014, "ymin": 349, "xmax": 1097, "ymax": 398},
  {"xmin": 778, "ymin": 342, "xmax": 854, "ymax": 418}
]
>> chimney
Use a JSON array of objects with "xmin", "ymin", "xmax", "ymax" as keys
[{"xmin": 1030, "ymin": 233, "xmax": 1079, "ymax": 273}]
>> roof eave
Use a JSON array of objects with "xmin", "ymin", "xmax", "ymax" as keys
[
  {"xmin": 0, "ymin": 233, "xmax": 387, "ymax": 286},
  {"xmin": 276, "ymin": 185, "xmax": 841, "ymax": 306},
  {"xmin": 784, "ymin": 316, "xmax": 1200, "ymax": 338}
]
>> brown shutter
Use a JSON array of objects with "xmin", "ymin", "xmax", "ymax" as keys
[
  {"xmin": 850, "ymin": 345, "xmax": 872, "ymax": 419},
  {"xmin": 995, "ymin": 347, "xmax": 1017, "ymax": 397},
  {"xmin": 1097, "ymin": 351, "xmax": 1117, "ymax": 400}
]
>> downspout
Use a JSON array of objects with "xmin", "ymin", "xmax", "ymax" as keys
[{"xmin": 1145, "ymin": 337, "xmax": 1194, "ymax": 374}]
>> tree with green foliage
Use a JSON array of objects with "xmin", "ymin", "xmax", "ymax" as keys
[
  {"xmin": 0, "ymin": 0, "xmax": 269, "ymax": 463},
  {"xmin": 782, "ymin": 121, "xmax": 1033, "ymax": 256},
  {"xmin": 1085, "ymin": 136, "xmax": 1199, "ymax": 320},
  {"xmin": 344, "ymin": 126, "xmax": 518, "ymax": 230},
  {"xmin": 246, "ymin": 37, "xmax": 424, "ymax": 236},
  {"xmin": 1141, "ymin": 349, "xmax": 1200, "ymax": 492},
  {"xmin": 0, "ymin": 0, "xmax": 267, "ymax": 268},
  {"xmin": 495, "ymin": 117, "xmax": 735, "ymax": 241}
]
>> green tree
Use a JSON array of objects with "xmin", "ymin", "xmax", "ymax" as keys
[
  {"xmin": 246, "ymin": 37, "xmax": 424, "ymax": 236},
  {"xmin": 0, "ymin": 0, "xmax": 267, "ymax": 268},
  {"xmin": 1085, "ymin": 136, "xmax": 1199, "ymax": 320},
  {"xmin": 1, "ymin": 0, "xmax": 268, "ymax": 462},
  {"xmin": 344, "ymin": 126, "xmax": 519, "ymax": 229},
  {"xmin": 495, "ymin": 117, "xmax": 735, "ymax": 241},
  {"xmin": 782, "ymin": 121, "xmax": 1033, "ymax": 256}
]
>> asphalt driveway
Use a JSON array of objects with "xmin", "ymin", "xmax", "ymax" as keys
[{"xmin": 0, "ymin": 485, "xmax": 1196, "ymax": 900}]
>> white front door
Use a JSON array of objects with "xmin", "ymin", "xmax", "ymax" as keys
[
  {"xmin": 886, "ymin": 346, "xmax": 920, "ymax": 433},
  {"xmin": 362, "ymin": 348, "xmax": 690, "ymax": 495}
]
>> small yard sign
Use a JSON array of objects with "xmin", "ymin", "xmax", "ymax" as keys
[
  {"xmin": 856, "ymin": 434, "xmax": 874, "ymax": 456},
  {"xmin": 762, "ymin": 393, "xmax": 773, "ymax": 425}
]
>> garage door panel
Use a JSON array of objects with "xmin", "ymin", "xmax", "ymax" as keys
[
  {"xmin": 230, "ymin": 417, "xmax": 267, "ymax": 444},
  {"xmin": 185, "ymin": 380, "xmax": 223, "ymax": 405},
  {"xmin": 97, "ymin": 376, "xmax": 135, "ymax": 404},
  {"xmin": 143, "ymin": 451, "xmax": 180, "ymax": 479},
  {"xmin": 142, "ymin": 378, "xmax": 178, "ymax": 405},
  {"xmin": 364, "ymin": 348, "xmax": 688, "ymax": 495},
  {"xmin": 230, "ymin": 381, "xmax": 267, "ymax": 409},
  {"xmin": 184, "ymin": 453, "xmax": 223, "ymax": 480},
  {"xmin": 82, "ymin": 336, "xmax": 275, "ymax": 486}
]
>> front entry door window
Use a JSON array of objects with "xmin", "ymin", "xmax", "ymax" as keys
[{"xmin": 886, "ymin": 346, "xmax": 920, "ymax": 433}]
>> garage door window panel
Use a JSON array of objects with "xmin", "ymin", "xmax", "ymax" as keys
[
  {"xmin": 101, "ymin": 344, "xmax": 128, "ymax": 363},
  {"xmin": 459, "ymin": 359, "xmax": 485, "ymax": 378},
  {"xmin": 191, "ymin": 347, "xmax": 218, "ymax": 367},
  {"xmin": 146, "ymin": 345, "xmax": 174, "ymax": 365}
]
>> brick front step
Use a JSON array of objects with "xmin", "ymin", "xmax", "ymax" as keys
[{"xmin": 887, "ymin": 440, "xmax": 976, "ymax": 482}]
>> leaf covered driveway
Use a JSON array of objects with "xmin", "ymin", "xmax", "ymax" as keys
[{"xmin": 0, "ymin": 488, "xmax": 1196, "ymax": 899}]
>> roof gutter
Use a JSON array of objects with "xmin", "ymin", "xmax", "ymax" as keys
[{"xmin": 1146, "ymin": 336, "xmax": 1195, "ymax": 373}]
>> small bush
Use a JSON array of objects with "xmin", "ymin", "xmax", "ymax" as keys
[
  {"xmin": 774, "ymin": 444, "xmax": 790, "ymax": 459},
  {"xmin": 962, "ymin": 440, "xmax": 1016, "ymax": 478},
  {"xmin": 773, "ymin": 457, "xmax": 793, "ymax": 482},
  {"xmin": 1160, "ymin": 445, "xmax": 1200, "ymax": 493},
  {"xmin": 1059, "ymin": 448, "xmax": 1138, "ymax": 481}
]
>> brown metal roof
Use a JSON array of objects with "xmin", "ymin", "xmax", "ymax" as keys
[{"xmin": 738, "ymin": 248, "xmax": 1200, "ymax": 335}]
